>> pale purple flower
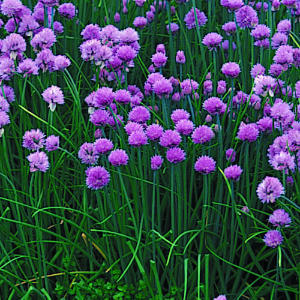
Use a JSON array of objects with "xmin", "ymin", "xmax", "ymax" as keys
[
  {"xmin": 117, "ymin": 45, "xmax": 137, "ymax": 62},
  {"xmin": 269, "ymin": 209, "xmax": 291, "ymax": 227},
  {"xmin": 263, "ymin": 230, "xmax": 283, "ymax": 248},
  {"xmin": 31, "ymin": 28, "xmax": 56, "ymax": 51},
  {"xmin": 42, "ymin": 86, "xmax": 64, "ymax": 111},
  {"xmin": 176, "ymin": 50, "xmax": 186, "ymax": 64},
  {"xmin": 235, "ymin": 5, "xmax": 258, "ymax": 29},
  {"xmin": 194, "ymin": 156, "xmax": 216, "ymax": 174},
  {"xmin": 35, "ymin": 49, "xmax": 56, "ymax": 72},
  {"xmin": 251, "ymin": 24, "xmax": 270, "ymax": 40},
  {"xmin": 273, "ymin": 45, "xmax": 294, "ymax": 65},
  {"xmin": 202, "ymin": 32, "xmax": 223, "ymax": 50},
  {"xmin": 78, "ymin": 142, "xmax": 98, "ymax": 165},
  {"xmin": 250, "ymin": 63, "xmax": 265, "ymax": 78},
  {"xmin": 108, "ymin": 149, "xmax": 129, "ymax": 166},
  {"xmin": 203, "ymin": 97, "xmax": 226, "ymax": 115},
  {"xmin": 269, "ymin": 63, "xmax": 285, "ymax": 77},
  {"xmin": 221, "ymin": 62, "xmax": 241, "ymax": 78},
  {"xmin": 192, "ymin": 125, "xmax": 215, "ymax": 144},
  {"xmin": 133, "ymin": 16, "xmax": 147, "ymax": 28},
  {"xmin": 175, "ymin": 119, "xmax": 194, "ymax": 136},
  {"xmin": 80, "ymin": 39, "xmax": 102, "ymax": 61},
  {"xmin": 86, "ymin": 166, "xmax": 110, "ymax": 190},
  {"xmin": 146, "ymin": 124, "xmax": 164, "ymax": 141},
  {"xmin": 269, "ymin": 151, "xmax": 295, "ymax": 172},
  {"xmin": 81, "ymin": 24, "xmax": 101, "ymax": 40},
  {"xmin": 257, "ymin": 117, "xmax": 273, "ymax": 132},
  {"xmin": 27, "ymin": 151, "xmax": 49, "ymax": 172},
  {"xmin": 151, "ymin": 52, "xmax": 167, "ymax": 68},
  {"xmin": 128, "ymin": 130, "xmax": 148, "ymax": 147},
  {"xmin": 271, "ymin": 33, "xmax": 288, "ymax": 49},
  {"xmin": 166, "ymin": 147, "xmax": 186, "ymax": 164},
  {"xmin": 94, "ymin": 138, "xmax": 113, "ymax": 154},
  {"xmin": 153, "ymin": 78, "xmax": 173, "ymax": 96},
  {"xmin": 58, "ymin": 3, "xmax": 76, "ymax": 19},
  {"xmin": 277, "ymin": 19, "xmax": 291, "ymax": 34},
  {"xmin": 222, "ymin": 22, "xmax": 236, "ymax": 35},
  {"xmin": 0, "ymin": 57, "xmax": 15, "ymax": 82},
  {"xmin": 214, "ymin": 296, "xmax": 227, "ymax": 300},
  {"xmin": 224, "ymin": 165, "xmax": 243, "ymax": 181},
  {"xmin": 217, "ymin": 80, "xmax": 227, "ymax": 94},
  {"xmin": 151, "ymin": 155, "xmax": 163, "ymax": 170},
  {"xmin": 94, "ymin": 87, "xmax": 115, "ymax": 108},
  {"xmin": 257, "ymin": 176, "xmax": 284, "ymax": 203},
  {"xmin": 90, "ymin": 109, "xmax": 110, "ymax": 126},
  {"xmin": 237, "ymin": 123, "xmax": 259, "ymax": 142},
  {"xmin": 54, "ymin": 55, "xmax": 71, "ymax": 71},
  {"xmin": 184, "ymin": 8, "xmax": 207, "ymax": 29},
  {"xmin": 2, "ymin": 33, "xmax": 26, "ymax": 59},
  {"xmin": 0, "ymin": 85, "xmax": 15, "ymax": 103},
  {"xmin": 128, "ymin": 106, "xmax": 150, "ymax": 123},
  {"xmin": 253, "ymin": 75, "xmax": 276, "ymax": 97},
  {"xmin": 0, "ymin": 96, "xmax": 9, "ymax": 112},
  {"xmin": 45, "ymin": 135, "xmax": 59, "ymax": 151},
  {"xmin": 1, "ymin": 0, "xmax": 23, "ymax": 17},
  {"xmin": 159, "ymin": 130, "xmax": 182, "ymax": 148},
  {"xmin": 17, "ymin": 59, "xmax": 39, "ymax": 77},
  {"xmin": 23, "ymin": 129, "xmax": 45, "ymax": 151},
  {"xmin": 0, "ymin": 111, "xmax": 10, "ymax": 128},
  {"xmin": 124, "ymin": 122, "xmax": 144, "ymax": 135}
]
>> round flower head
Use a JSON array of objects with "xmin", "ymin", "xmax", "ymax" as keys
[
  {"xmin": 221, "ymin": 62, "xmax": 241, "ymax": 78},
  {"xmin": 58, "ymin": 3, "xmax": 76, "ymax": 19},
  {"xmin": 171, "ymin": 109, "xmax": 190, "ymax": 124},
  {"xmin": 45, "ymin": 135, "xmax": 59, "ymax": 151},
  {"xmin": 225, "ymin": 148, "xmax": 236, "ymax": 162},
  {"xmin": 128, "ymin": 131, "xmax": 148, "ymax": 147},
  {"xmin": 263, "ymin": 230, "xmax": 283, "ymax": 248},
  {"xmin": 17, "ymin": 58, "xmax": 39, "ymax": 77},
  {"xmin": 217, "ymin": 80, "xmax": 227, "ymax": 94},
  {"xmin": 117, "ymin": 45, "xmax": 137, "ymax": 62},
  {"xmin": 271, "ymin": 33, "xmax": 288, "ymax": 49},
  {"xmin": 0, "ymin": 57, "xmax": 15, "ymax": 82},
  {"xmin": 269, "ymin": 151, "xmax": 295, "ymax": 173},
  {"xmin": 176, "ymin": 50, "xmax": 186, "ymax": 64},
  {"xmin": 166, "ymin": 147, "xmax": 186, "ymax": 164},
  {"xmin": 23, "ymin": 129, "xmax": 45, "ymax": 151},
  {"xmin": 2, "ymin": 33, "xmax": 26, "ymax": 59},
  {"xmin": 151, "ymin": 155, "xmax": 164, "ymax": 170},
  {"xmin": 237, "ymin": 123, "xmax": 259, "ymax": 142},
  {"xmin": 0, "ymin": 85, "xmax": 15, "ymax": 103},
  {"xmin": 250, "ymin": 64, "xmax": 265, "ymax": 78},
  {"xmin": 94, "ymin": 138, "xmax": 113, "ymax": 154},
  {"xmin": 224, "ymin": 165, "xmax": 243, "ymax": 181},
  {"xmin": 54, "ymin": 55, "xmax": 71, "ymax": 71},
  {"xmin": 94, "ymin": 87, "xmax": 115, "ymax": 108},
  {"xmin": 180, "ymin": 79, "xmax": 199, "ymax": 95},
  {"xmin": 175, "ymin": 119, "xmax": 194, "ymax": 136},
  {"xmin": 90, "ymin": 109, "xmax": 110, "ymax": 126},
  {"xmin": 273, "ymin": 45, "xmax": 294, "ymax": 65},
  {"xmin": 153, "ymin": 78, "xmax": 173, "ymax": 97},
  {"xmin": 108, "ymin": 149, "xmax": 129, "ymax": 166},
  {"xmin": 194, "ymin": 156, "xmax": 216, "ymax": 174},
  {"xmin": 133, "ymin": 16, "xmax": 147, "ymax": 28},
  {"xmin": 203, "ymin": 97, "xmax": 226, "ymax": 115},
  {"xmin": 86, "ymin": 166, "xmax": 110, "ymax": 190},
  {"xmin": 192, "ymin": 125, "xmax": 215, "ymax": 144},
  {"xmin": 146, "ymin": 124, "xmax": 164, "ymax": 141},
  {"xmin": 202, "ymin": 32, "xmax": 223, "ymax": 50},
  {"xmin": 235, "ymin": 5, "xmax": 258, "ymax": 29},
  {"xmin": 27, "ymin": 151, "xmax": 49, "ymax": 173},
  {"xmin": 257, "ymin": 176, "xmax": 284, "ymax": 203},
  {"xmin": 42, "ymin": 85, "xmax": 64, "ymax": 111},
  {"xmin": 151, "ymin": 52, "xmax": 167, "ymax": 68},
  {"xmin": 128, "ymin": 106, "xmax": 150, "ymax": 123},
  {"xmin": 0, "ymin": 111, "xmax": 10, "ymax": 129},
  {"xmin": 159, "ymin": 130, "xmax": 181, "ymax": 148},
  {"xmin": 78, "ymin": 142, "xmax": 98, "ymax": 165},
  {"xmin": 0, "ymin": 96, "xmax": 9, "ymax": 112},
  {"xmin": 184, "ymin": 8, "xmax": 207, "ymax": 29},
  {"xmin": 35, "ymin": 49, "xmax": 55, "ymax": 73},
  {"xmin": 222, "ymin": 22, "xmax": 236, "ymax": 35},
  {"xmin": 115, "ymin": 89, "xmax": 131, "ymax": 105},
  {"xmin": 124, "ymin": 122, "xmax": 143, "ymax": 135},
  {"xmin": 81, "ymin": 24, "xmax": 101, "ymax": 40},
  {"xmin": 214, "ymin": 296, "xmax": 227, "ymax": 300},
  {"xmin": 269, "ymin": 209, "xmax": 291, "ymax": 227},
  {"xmin": 251, "ymin": 24, "xmax": 271, "ymax": 40},
  {"xmin": 277, "ymin": 19, "xmax": 291, "ymax": 35},
  {"xmin": 31, "ymin": 28, "xmax": 56, "ymax": 51}
]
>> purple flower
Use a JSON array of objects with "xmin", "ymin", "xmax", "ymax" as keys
[
  {"xmin": 273, "ymin": 45, "xmax": 294, "ymax": 65},
  {"xmin": 151, "ymin": 52, "xmax": 167, "ymax": 68},
  {"xmin": 23, "ymin": 129, "xmax": 45, "ymax": 151},
  {"xmin": 2, "ymin": 33, "xmax": 26, "ymax": 59},
  {"xmin": 45, "ymin": 135, "xmax": 59, "ymax": 151},
  {"xmin": 133, "ymin": 16, "xmax": 147, "ymax": 28},
  {"xmin": 94, "ymin": 87, "xmax": 115, "ymax": 108},
  {"xmin": 217, "ymin": 80, "xmax": 227, "ymax": 94},
  {"xmin": 54, "ymin": 55, "xmax": 71, "ymax": 71},
  {"xmin": 224, "ymin": 165, "xmax": 243, "ymax": 181},
  {"xmin": 153, "ymin": 78, "xmax": 173, "ymax": 96},
  {"xmin": 235, "ymin": 5, "xmax": 258, "ymax": 29},
  {"xmin": 221, "ymin": 62, "xmax": 241, "ymax": 78},
  {"xmin": 0, "ymin": 57, "xmax": 15, "ymax": 82},
  {"xmin": 134, "ymin": 0, "xmax": 146, "ymax": 6},
  {"xmin": 78, "ymin": 142, "xmax": 98, "ymax": 165},
  {"xmin": 90, "ymin": 109, "xmax": 110, "ymax": 126},
  {"xmin": 237, "ymin": 123, "xmax": 259, "ymax": 142},
  {"xmin": 0, "ymin": 85, "xmax": 14, "ymax": 103},
  {"xmin": 108, "ymin": 149, "xmax": 129, "ymax": 166},
  {"xmin": 42, "ymin": 86, "xmax": 64, "ymax": 111},
  {"xmin": 271, "ymin": 33, "xmax": 288, "ymax": 49},
  {"xmin": 269, "ymin": 63, "xmax": 285, "ymax": 77},
  {"xmin": 159, "ymin": 130, "xmax": 182, "ymax": 148},
  {"xmin": 27, "ymin": 151, "xmax": 49, "ymax": 172},
  {"xmin": 124, "ymin": 122, "xmax": 144, "ymax": 135},
  {"xmin": 253, "ymin": 75, "xmax": 276, "ymax": 97},
  {"xmin": 263, "ymin": 230, "xmax": 283, "ymax": 248},
  {"xmin": 17, "ymin": 59, "xmax": 39, "ymax": 77},
  {"xmin": 257, "ymin": 117, "xmax": 273, "ymax": 132},
  {"xmin": 151, "ymin": 155, "xmax": 164, "ymax": 170},
  {"xmin": 53, "ymin": 21, "xmax": 64, "ymax": 34},
  {"xmin": 94, "ymin": 138, "xmax": 113, "ymax": 154},
  {"xmin": 251, "ymin": 24, "xmax": 270, "ymax": 40},
  {"xmin": 176, "ymin": 50, "xmax": 186, "ymax": 64},
  {"xmin": 81, "ymin": 24, "xmax": 101, "ymax": 40},
  {"xmin": 175, "ymin": 119, "xmax": 194, "ymax": 136},
  {"xmin": 1, "ymin": 0, "xmax": 23, "ymax": 17},
  {"xmin": 128, "ymin": 106, "xmax": 150, "ymax": 123},
  {"xmin": 269, "ymin": 151, "xmax": 295, "ymax": 173},
  {"xmin": 31, "ymin": 28, "xmax": 56, "ymax": 51},
  {"xmin": 257, "ymin": 176, "xmax": 284, "ymax": 203},
  {"xmin": 166, "ymin": 147, "xmax": 186, "ymax": 164},
  {"xmin": 202, "ymin": 32, "xmax": 223, "ymax": 50},
  {"xmin": 277, "ymin": 19, "xmax": 291, "ymax": 34},
  {"xmin": 181, "ymin": 79, "xmax": 199, "ymax": 95},
  {"xmin": 203, "ymin": 97, "xmax": 226, "ymax": 115},
  {"xmin": 192, "ymin": 125, "xmax": 215, "ymax": 144},
  {"xmin": 128, "ymin": 130, "xmax": 148, "ymax": 147},
  {"xmin": 0, "ymin": 111, "xmax": 10, "ymax": 128},
  {"xmin": 184, "ymin": 8, "xmax": 207, "ymax": 30},
  {"xmin": 214, "ymin": 296, "xmax": 227, "ymax": 300},
  {"xmin": 269, "ymin": 209, "xmax": 291, "ymax": 227},
  {"xmin": 146, "ymin": 124, "xmax": 164, "ymax": 141},
  {"xmin": 117, "ymin": 45, "xmax": 137, "ymax": 62},
  {"xmin": 58, "ymin": 3, "xmax": 76, "ymax": 19},
  {"xmin": 156, "ymin": 44, "xmax": 166, "ymax": 54},
  {"xmin": 166, "ymin": 23, "xmax": 179, "ymax": 34},
  {"xmin": 222, "ymin": 22, "xmax": 236, "ymax": 35},
  {"xmin": 296, "ymin": 81, "xmax": 300, "ymax": 98},
  {"xmin": 86, "ymin": 166, "xmax": 110, "ymax": 190},
  {"xmin": 194, "ymin": 156, "xmax": 216, "ymax": 174},
  {"xmin": 80, "ymin": 39, "xmax": 102, "ymax": 61},
  {"xmin": 115, "ymin": 89, "xmax": 131, "ymax": 105},
  {"xmin": 35, "ymin": 49, "xmax": 56, "ymax": 72},
  {"xmin": 225, "ymin": 148, "xmax": 236, "ymax": 162},
  {"xmin": 114, "ymin": 12, "xmax": 121, "ymax": 23},
  {"xmin": 0, "ymin": 97, "xmax": 9, "ymax": 112},
  {"xmin": 250, "ymin": 63, "xmax": 265, "ymax": 78}
]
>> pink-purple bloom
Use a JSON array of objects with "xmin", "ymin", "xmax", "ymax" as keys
[
  {"xmin": 108, "ymin": 149, "xmax": 129, "ymax": 166},
  {"xmin": 166, "ymin": 147, "xmax": 186, "ymax": 164},
  {"xmin": 192, "ymin": 125, "xmax": 215, "ymax": 144},
  {"xmin": 224, "ymin": 165, "xmax": 243, "ymax": 181},
  {"xmin": 257, "ymin": 176, "xmax": 284, "ymax": 203},
  {"xmin": 85, "ymin": 166, "xmax": 110, "ymax": 190},
  {"xmin": 23, "ymin": 129, "xmax": 45, "ymax": 151},
  {"xmin": 194, "ymin": 156, "xmax": 216, "ymax": 174},
  {"xmin": 203, "ymin": 97, "xmax": 226, "ymax": 115},
  {"xmin": 42, "ymin": 86, "xmax": 64, "ymax": 111},
  {"xmin": 27, "ymin": 151, "xmax": 49, "ymax": 173},
  {"xmin": 151, "ymin": 155, "xmax": 164, "ymax": 170},
  {"xmin": 202, "ymin": 32, "xmax": 223, "ymax": 50},
  {"xmin": 159, "ymin": 130, "xmax": 182, "ymax": 148},
  {"xmin": 184, "ymin": 8, "xmax": 207, "ymax": 29},
  {"xmin": 94, "ymin": 138, "xmax": 113, "ymax": 154},
  {"xmin": 78, "ymin": 142, "xmax": 98, "ymax": 165},
  {"xmin": 45, "ymin": 135, "xmax": 59, "ymax": 151},
  {"xmin": 263, "ymin": 230, "xmax": 283, "ymax": 248},
  {"xmin": 221, "ymin": 62, "xmax": 241, "ymax": 78},
  {"xmin": 269, "ymin": 209, "xmax": 291, "ymax": 227}
]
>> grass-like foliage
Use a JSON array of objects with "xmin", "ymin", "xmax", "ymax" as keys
[{"xmin": 0, "ymin": 0, "xmax": 299, "ymax": 299}]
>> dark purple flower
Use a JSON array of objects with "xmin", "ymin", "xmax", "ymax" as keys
[
  {"xmin": 78, "ymin": 142, "xmax": 98, "ymax": 165},
  {"xmin": 225, "ymin": 148, "xmax": 236, "ymax": 162},
  {"xmin": 269, "ymin": 209, "xmax": 291, "ymax": 227},
  {"xmin": 94, "ymin": 138, "xmax": 113, "ymax": 154},
  {"xmin": 257, "ymin": 176, "xmax": 284, "ymax": 203},
  {"xmin": 257, "ymin": 117, "xmax": 273, "ymax": 132},
  {"xmin": 235, "ymin": 5, "xmax": 258, "ymax": 29},
  {"xmin": 23, "ymin": 129, "xmax": 45, "ymax": 151},
  {"xmin": 184, "ymin": 8, "xmax": 207, "ymax": 29},
  {"xmin": 45, "ymin": 135, "xmax": 59, "ymax": 151},
  {"xmin": 192, "ymin": 125, "xmax": 215, "ymax": 144},
  {"xmin": 108, "ymin": 149, "xmax": 129, "ymax": 166},
  {"xmin": 159, "ymin": 130, "xmax": 181, "ymax": 148},
  {"xmin": 166, "ymin": 147, "xmax": 186, "ymax": 164},
  {"xmin": 85, "ymin": 166, "xmax": 110, "ymax": 190},
  {"xmin": 269, "ymin": 63, "xmax": 285, "ymax": 77},
  {"xmin": 194, "ymin": 156, "xmax": 216, "ymax": 174},
  {"xmin": 27, "ymin": 151, "xmax": 49, "ymax": 172},
  {"xmin": 224, "ymin": 165, "xmax": 243, "ymax": 181},
  {"xmin": 58, "ymin": 3, "xmax": 76, "ymax": 19},
  {"xmin": 263, "ymin": 230, "xmax": 283, "ymax": 248},
  {"xmin": 151, "ymin": 155, "xmax": 163, "ymax": 170}
]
